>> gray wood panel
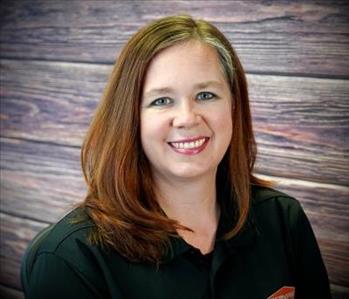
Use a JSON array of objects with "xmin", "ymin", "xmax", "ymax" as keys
[
  {"xmin": 0, "ymin": 285, "xmax": 24, "ymax": 299},
  {"xmin": 331, "ymin": 285, "xmax": 349, "ymax": 299},
  {"xmin": 0, "ymin": 213, "xmax": 48, "ymax": 294},
  {"xmin": 1, "ymin": 1, "xmax": 348, "ymax": 76},
  {"xmin": 1, "ymin": 59, "xmax": 348, "ymax": 185},
  {"xmin": 0, "ymin": 59, "xmax": 108, "ymax": 146},
  {"xmin": 260, "ymin": 175, "xmax": 349, "ymax": 287},
  {"xmin": 0, "ymin": 137, "xmax": 86, "ymax": 223}
]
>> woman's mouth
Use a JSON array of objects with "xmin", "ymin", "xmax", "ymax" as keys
[{"xmin": 168, "ymin": 137, "xmax": 209, "ymax": 155}]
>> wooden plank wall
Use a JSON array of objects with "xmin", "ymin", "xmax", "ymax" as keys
[{"xmin": 1, "ymin": 1, "xmax": 348, "ymax": 298}]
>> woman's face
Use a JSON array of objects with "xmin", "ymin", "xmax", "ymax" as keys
[{"xmin": 140, "ymin": 40, "xmax": 233, "ymax": 182}]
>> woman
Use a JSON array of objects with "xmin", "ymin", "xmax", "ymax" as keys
[{"xmin": 25, "ymin": 15, "xmax": 331, "ymax": 299}]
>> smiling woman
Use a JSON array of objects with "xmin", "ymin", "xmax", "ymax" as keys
[
  {"xmin": 23, "ymin": 15, "xmax": 331, "ymax": 299},
  {"xmin": 141, "ymin": 41, "xmax": 233, "ymax": 186}
]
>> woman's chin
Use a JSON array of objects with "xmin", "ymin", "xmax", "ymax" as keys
[{"xmin": 162, "ymin": 165, "xmax": 217, "ymax": 181}]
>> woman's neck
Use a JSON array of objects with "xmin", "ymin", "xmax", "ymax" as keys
[{"xmin": 155, "ymin": 173, "xmax": 220, "ymax": 253}]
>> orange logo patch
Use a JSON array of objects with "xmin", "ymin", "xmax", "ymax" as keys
[{"xmin": 267, "ymin": 286, "xmax": 295, "ymax": 299}]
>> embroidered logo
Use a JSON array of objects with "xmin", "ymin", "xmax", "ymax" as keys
[{"xmin": 267, "ymin": 286, "xmax": 295, "ymax": 299}]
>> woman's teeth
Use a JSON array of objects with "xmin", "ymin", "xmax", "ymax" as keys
[{"xmin": 170, "ymin": 138, "xmax": 206, "ymax": 149}]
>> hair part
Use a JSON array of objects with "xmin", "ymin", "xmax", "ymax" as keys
[{"xmin": 80, "ymin": 15, "xmax": 269, "ymax": 263}]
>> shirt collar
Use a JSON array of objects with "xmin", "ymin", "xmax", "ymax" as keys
[
  {"xmin": 162, "ymin": 196, "xmax": 258, "ymax": 264},
  {"xmin": 162, "ymin": 236, "xmax": 191, "ymax": 263},
  {"xmin": 216, "ymin": 195, "xmax": 258, "ymax": 253}
]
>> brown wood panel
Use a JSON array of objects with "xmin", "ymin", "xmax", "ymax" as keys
[
  {"xmin": 250, "ymin": 74, "xmax": 349, "ymax": 185},
  {"xmin": 0, "ymin": 285, "xmax": 24, "ymax": 299},
  {"xmin": 0, "ymin": 212, "xmax": 48, "ymax": 291},
  {"xmin": 331, "ymin": 285, "xmax": 349, "ymax": 299},
  {"xmin": 270, "ymin": 179, "xmax": 349, "ymax": 237},
  {"xmin": 1, "ymin": 59, "xmax": 348, "ymax": 185},
  {"xmin": 0, "ymin": 59, "xmax": 109, "ymax": 146},
  {"xmin": 0, "ymin": 137, "xmax": 86, "ymax": 223},
  {"xmin": 259, "ymin": 175, "xmax": 349, "ymax": 287},
  {"xmin": 1, "ymin": 1, "xmax": 348, "ymax": 76},
  {"xmin": 319, "ymin": 239, "xmax": 349, "ymax": 288}
]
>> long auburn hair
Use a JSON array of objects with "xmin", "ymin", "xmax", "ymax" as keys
[{"xmin": 80, "ymin": 15, "xmax": 268, "ymax": 263}]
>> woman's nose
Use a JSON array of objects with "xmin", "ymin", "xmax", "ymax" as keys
[{"xmin": 171, "ymin": 102, "xmax": 201, "ymax": 128}]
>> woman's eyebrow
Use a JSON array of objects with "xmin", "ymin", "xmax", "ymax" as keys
[
  {"xmin": 144, "ymin": 81, "xmax": 223, "ymax": 98},
  {"xmin": 143, "ymin": 87, "xmax": 174, "ymax": 99},
  {"xmin": 193, "ymin": 80, "xmax": 223, "ymax": 89}
]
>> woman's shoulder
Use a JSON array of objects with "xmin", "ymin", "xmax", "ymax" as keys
[
  {"xmin": 250, "ymin": 185, "xmax": 306, "ymax": 228},
  {"xmin": 26, "ymin": 208, "xmax": 111, "ymax": 298},
  {"xmin": 35, "ymin": 207, "xmax": 96, "ymax": 258},
  {"xmin": 251, "ymin": 185, "xmax": 301, "ymax": 209},
  {"xmin": 249, "ymin": 186, "xmax": 320, "ymax": 248}
]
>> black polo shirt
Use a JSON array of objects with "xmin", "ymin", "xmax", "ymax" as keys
[{"xmin": 26, "ymin": 186, "xmax": 331, "ymax": 299}]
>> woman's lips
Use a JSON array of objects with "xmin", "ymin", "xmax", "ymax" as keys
[{"xmin": 167, "ymin": 137, "xmax": 209, "ymax": 155}]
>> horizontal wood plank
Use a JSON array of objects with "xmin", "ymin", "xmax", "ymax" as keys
[
  {"xmin": 1, "ymin": 59, "xmax": 348, "ymax": 185},
  {"xmin": 250, "ymin": 74, "xmax": 349, "ymax": 185},
  {"xmin": 0, "ymin": 285, "xmax": 24, "ymax": 299},
  {"xmin": 0, "ymin": 213, "xmax": 48, "ymax": 291},
  {"xmin": 261, "ymin": 176, "xmax": 349, "ymax": 234},
  {"xmin": 331, "ymin": 285, "xmax": 349, "ymax": 299},
  {"xmin": 1, "ymin": 1, "xmax": 348, "ymax": 76},
  {"xmin": 0, "ymin": 137, "xmax": 86, "ymax": 223},
  {"xmin": 259, "ymin": 174, "xmax": 349, "ymax": 287},
  {"xmin": 0, "ymin": 59, "xmax": 109, "ymax": 146}
]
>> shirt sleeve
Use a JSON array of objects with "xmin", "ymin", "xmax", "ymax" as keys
[
  {"xmin": 289, "ymin": 200, "xmax": 332, "ymax": 299},
  {"xmin": 27, "ymin": 252, "xmax": 104, "ymax": 299}
]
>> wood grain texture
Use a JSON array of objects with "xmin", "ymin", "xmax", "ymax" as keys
[
  {"xmin": 0, "ymin": 213, "xmax": 48, "ymax": 292},
  {"xmin": 1, "ymin": 1, "xmax": 348, "ymax": 76},
  {"xmin": 0, "ymin": 137, "xmax": 86, "ymax": 223},
  {"xmin": 1, "ymin": 59, "xmax": 348, "ymax": 186},
  {"xmin": 0, "ymin": 59, "xmax": 109, "ymax": 146},
  {"xmin": 259, "ymin": 174, "xmax": 349, "ymax": 287},
  {"xmin": 250, "ymin": 74, "xmax": 349, "ymax": 186},
  {"xmin": 0, "ymin": 285, "xmax": 24, "ymax": 299},
  {"xmin": 331, "ymin": 285, "xmax": 349, "ymax": 299}
]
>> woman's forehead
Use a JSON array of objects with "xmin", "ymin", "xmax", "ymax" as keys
[{"xmin": 142, "ymin": 40, "xmax": 229, "ymax": 94}]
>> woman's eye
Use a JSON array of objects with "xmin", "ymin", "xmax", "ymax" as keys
[
  {"xmin": 150, "ymin": 97, "xmax": 172, "ymax": 106},
  {"xmin": 197, "ymin": 92, "xmax": 216, "ymax": 101}
]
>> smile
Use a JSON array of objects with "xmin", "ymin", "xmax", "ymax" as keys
[
  {"xmin": 168, "ymin": 137, "xmax": 209, "ymax": 155},
  {"xmin": 170, "ymin": 138, "xmax": 206, "ymax": 149}
]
